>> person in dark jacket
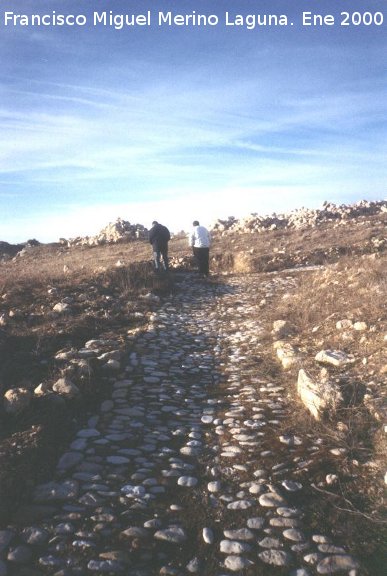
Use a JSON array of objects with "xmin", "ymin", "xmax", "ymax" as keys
[{"xmin": 149, "ymin": 221, "xmax": 171, "ymax": 271}]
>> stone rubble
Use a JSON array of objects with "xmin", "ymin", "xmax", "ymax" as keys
[
  {"xmin": 62, "ymin": 218, "xmax": 148, "ymax": 247},
  {"xmin": 1, "ymin": 273, "xmax": 362, "ymax": 575},
  {"xmin": 211, "ymin": 199, "xmax": 387, "ymax": 235}
]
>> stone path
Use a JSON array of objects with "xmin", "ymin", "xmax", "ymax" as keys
[{"xmin": 0, "ymin": 273, "xmax": 359, "ymax": 576}]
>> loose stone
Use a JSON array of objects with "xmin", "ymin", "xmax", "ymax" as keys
[
  {"xmin": 121, "ymin": 485, "xmax": 146, "ymax": 498},
  {"xmin": 224, "ymin": 555, "xmax": 252, "ymax": 571},
  {"xmin": 202, "ymin": 527, "xmax": 214, "ymax": 544},
  {"xmin": 279, "ymin": 434, "xmax": 302, "ymax": 446},
  {"xmin": 154, "ymin": 528, "xmax": 187, "ymax": 544},
  {"xmin": 249, "ymin": 482, "xmax": 264, "ymax": 494},
  {"xmin": 258, "ymin": 549, "xmax": 291, "ymax": 566},
  {"xmin": 57, "ymin": 452, "xmax": 83, "ymax": 471},
  {"xmin": 186, "ymin": 556, "xmax": 201, "ymax": 572},
  {"xmin": 304, "ymin": 552, "xmax": 324, "ymax": 565},
  {"xmin": 316, "ymin": 555, "xmax": 359, "ymax": 573},
  {"xmin": 258, "ymin": 537, "xmax": 283, "ymax": 549},
  {"xmin": 270, "ymin": 517, "xmax": 299, "ymax": 527},
  {"xmin": 177, "ymin": 476, "xmax": 198, "ymax": 487},
  {"xmin": 207, "ymin": 481, "xmax": 221, "ymax": 492},
  {"xmin": 247, "ymin": 517, "xmax": 265, "ymax": 529},
  {"xmin": 107, "ymin": 456, "xmax": 130, "ymax": 465},
  {"xmin": 20, "ymin": 527, "xmax": 49, "ymax": 545},
  {"xmin": 227, "ymin": 500, "xmax": 253, "ymax": 510},
  {"xmin": 223, "ymin": 528, "xmax": 254, "ymax": 541},
  {"xmin": 220, "ymin": 540, "xmax": 252, "ymax": 554},
  {"xmin": 7, "ymin": 545, "xmax": 32, "ymax": 563},
  {"xmin": 87, "ymin": 559, "xmax": 125, "ymax": 572},
  {"xmin": 282, "ymin": 479, "xmax": 303, "ymax": 492},
  {"xmin": 283, "ymin": 528, "xmax": 305, "ymax": 542},
  {"xmin": 317, "ymin": 544, "xmax": 346, "ymax": 554},
  {"xmin": 121, "ymin": 527, "xmax": 149, "ymax": 539},
  {"xmin": 259, "ymin": 492, "xmax": 286, "ymax": 507},
  {"xmin": 277, "ymin": 507, "xmax": 301, "ymax": 517}
]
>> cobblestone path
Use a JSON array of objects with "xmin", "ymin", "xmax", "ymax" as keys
[{"xmin": 0, "ymin": 274, "xmax": 359, "ymax": 576}]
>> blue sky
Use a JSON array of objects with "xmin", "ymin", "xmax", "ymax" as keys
[{"xmin": 1, "ymin": 0, "xmax": 386, "ymax": 242}]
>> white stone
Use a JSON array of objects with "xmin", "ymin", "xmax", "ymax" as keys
[
  {"xmin": 272, "ymin": 320, "xmax": 292, "ymax": 337},
  {"xmin": 315, "ymin": 349, "xmax": 355, "ymax": 367},
  {"xmin": 259, "ymin": 492, "xmax": 286, "ymax": 507},
  {"xmin": 277, "ymin": 507, "xmax": 301, "ymax": 517},
  {"xmin": 177, "ymin": 476, "xmax": 198, "ymax": 487},
  {"xmin": 283, "ymin": 529, "xmax": 305, "ymax": 542},
  {"xmin": 53, "ymin": 302, "xmax": 71, "ymax": 313},
  {"xmin": 154, "ymin": 527, "xmax": 187, "ymax": 544},
  {"xmin": 202, "ymin": 528, "xmax": 214, "ymax": 544},
  {"xmin": 258, "ymin": 549, "xmax": 291, "ymax": 566},
  {"xmin": 325, "ymin": 474, "xmax": 338, "ymax": 485},
  {"xmin": 316, "ymin": 555, "xmax": 358, "ymax": 574},
  {"xmin": 247, "ymin": 517, "xmax": 265, "ymax": 529},
  {"xmin": 52, "ymin": 377, "xmax": 80, "ymax": 399},
  {"xmin": 223, "ymin": 529, "xmax": 254, "ymax": 541},
  {"xmin": 259, "ymin": 537, "xmax": 282, "ymax": 548},
  {"xmin": 220, "ymin": 540, "xmax": 251, "ymax": 554},
  {"xmin": 224, "ymin": 555, "xmax": 252, "ymax": 571},
  {"xmin": 336, "ymin": 319, "xmax": 353, "ymax": 330},
  {"xmin": 275, "ymin": 342, "xmax": 301, "ymax": 369},
  {"xmin": 3, "ymin": 388, "xmax": 32, "ymax": 414},
  {"xmin": 201, "ymin": 415, "xmax": 213, "ymax": 424},
  {"xmin": 279, "ymin": 435, "xmax": 302, "ymax": 446},
  {"xmin": 297, "ymin": 369, "xmax": 343, "ymax": 420},
  {"xmin": 249, "ymin": 483, "xmax": 264, "ymax": 494},
  {"xmin": 121, "ymin": 485, "xmax": 146, "ymax": 498},
  {"xmin": 227, "ymin": 500, "xmax": 253, "ymax": 510},
  {"xmin": 282, "ymin": 480, "xmax": 303, "ymax": 492},
  {"xmin": 207, "ymin": 481, "xmax": 221, "ymax": 493}
]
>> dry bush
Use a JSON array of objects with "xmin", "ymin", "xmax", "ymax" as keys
[
  {"xmin": 102, "ymin": 260, "xmax": 173, "ymax": 296},
  {"xmin": 276, "ymin": 253, "xmax": 386, "ymax": 335}
]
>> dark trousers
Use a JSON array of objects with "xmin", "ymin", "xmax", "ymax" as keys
[
  {"xmin": 193, "ymin": 247, "xmax": 210, "ymax": 276},
  {"xmin": 153, "ymin": 249, "xmax": 169, "ymax": 271}
]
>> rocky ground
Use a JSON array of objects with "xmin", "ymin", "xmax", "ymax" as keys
[{"xmin": 0, "ymin": 207, "xmax": 386, "ymax": 575}]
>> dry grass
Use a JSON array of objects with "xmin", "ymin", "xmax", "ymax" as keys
[{"xmin": 254, "ymin": 249, "xmax": 387, "ymax": 568}]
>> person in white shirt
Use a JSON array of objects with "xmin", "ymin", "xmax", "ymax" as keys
[{"xmin": 189, "ymin": 220, "xmax": 211, "ymax": 276}]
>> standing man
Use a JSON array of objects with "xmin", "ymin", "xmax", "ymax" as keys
[
  {"xmin": 189, "ymin": 220, "xmax": 211, "ymax": 276},
  {"xmin": 149, "ymin": 221, "xmax": 171, "ymax": 272}
]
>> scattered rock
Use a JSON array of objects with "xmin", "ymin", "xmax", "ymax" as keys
[
  {"xmin": 315, "ymin": 349, "xmax": 355, "ymax": 368},
  {"xmin": 52, "ymin": 377, "xmax": 80, "ymax": 399},
  {"xmin": 297, "ymin": 369, "xmax": 344, "ymax": 419},
  {"xmin": 3, "ymin": 388, "xmax": 32, "ymax": 414},
  {"xmin": 154, "ymin": 527, "xmax": 187, "ymax": 544},
  {"xmin": 53, "ymin": 302, "xmax": 71, "ymax": 314}
]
